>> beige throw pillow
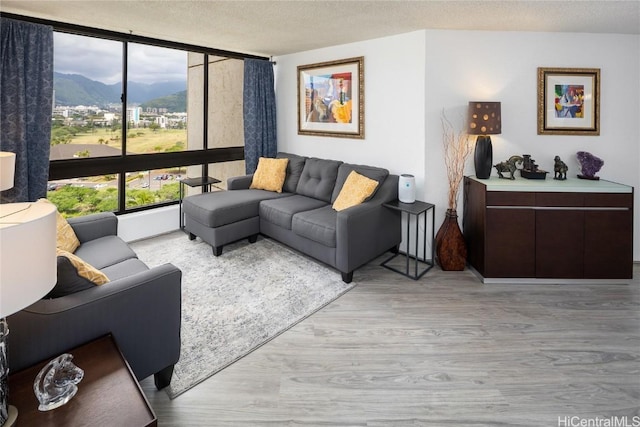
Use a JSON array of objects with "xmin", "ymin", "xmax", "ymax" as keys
[
  {"xmin": 56, "ymin": 248, "xmax": 110, "ymax": 286},
  {"xmin": 332, "ymin": 171, "xmax": 379, "ymax": 211},
  {"xmin": 38, "ymin": 198, "xmax": 81, "ymax": 252},
  {"xmin": 56, "ymin": 211, "xmax": 81, "ymax": 252},
  {"xmin": 250, "ymin": 157, "xmax": 289, "ymax": 193}
]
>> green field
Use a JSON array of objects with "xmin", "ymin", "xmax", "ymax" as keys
[
  {"xmin": 49, "ymin": 126, "xmax": 187, "ymax": 216},
  {"xmin": 53, "ymin": 127, "xmax": 188, "ymax": 154}
]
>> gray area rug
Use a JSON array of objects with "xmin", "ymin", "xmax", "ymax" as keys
[{"xmin": 131, "ymin": 231, "xmax": 355, "ymax": 399}]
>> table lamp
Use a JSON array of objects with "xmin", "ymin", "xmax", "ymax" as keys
[
  {"xmin": 0, "ymin": 151, "xmax": 57, "ymax": 427},
  {"xmin": 0, "ymin": 153, "xmax": 15, "ymax": 192},
  {"xmin": 468, "ymin": 102, "xmax": 501, "ymax": 179}
]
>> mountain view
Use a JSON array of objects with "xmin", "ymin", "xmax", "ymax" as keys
[
  {"xmin": 54, "ymin": 72, "xmax": 187, "ymax": 111},
  {"xmin": 140, "ymin": 90, "xmax": 187, "ymax": 112}
]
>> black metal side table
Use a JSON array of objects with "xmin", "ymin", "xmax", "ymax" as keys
[
  {"xmin": 179, "ymin": 176, "xmax": 221, "ymax": 229},
  {"xmin": 381, "ymin": 200, "xmax": 435, "ymax": 280}
]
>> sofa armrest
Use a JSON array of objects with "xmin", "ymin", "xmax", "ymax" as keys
[
  {"xmin": 227, "ymin": 174, "xmax": 253, "ymax": 190},
  {"xmin": 7, "ymin": 263, "xmax": 182, "ymax": 381},
  {"xmin": 335, "ymin": 175, "xmax": 401, "ymax": 274},
  {"xmin": 68, "ymin": 212, "xmax": 118, "ymax": 243}
]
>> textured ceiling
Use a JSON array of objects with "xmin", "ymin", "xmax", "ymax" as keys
[{"xmin": 1, "ymin": 1, "xmax": 638, "ymax": 57}]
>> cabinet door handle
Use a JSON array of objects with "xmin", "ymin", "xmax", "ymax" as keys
[{"xmin": 487, "ymin": 206, "xmax": 629, "ymax": 211}]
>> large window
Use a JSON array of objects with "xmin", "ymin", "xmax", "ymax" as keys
[
  {"xmin": 126, "ymin": 43, "xmax": 189, "ymax": 155},
  {"xmin": 51, "ymin": 33, "xmax": 123, "ymax": 160},
  {"xmin": 39, "ymin": 20, "xmax": 259, "ymax": 217}
]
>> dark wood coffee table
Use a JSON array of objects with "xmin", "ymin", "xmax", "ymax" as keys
[{"xmin": 8, "ymin": 334, "xmax": 157, "ymax": 427}]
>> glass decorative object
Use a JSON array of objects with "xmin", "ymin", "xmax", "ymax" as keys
[
  {"xmin": 33, "ymin": 353, "xmax": 84, "ymax": 411},
  {"xmin": 0, "ymin": 320, "xmax": 9, "ymax": 424}
]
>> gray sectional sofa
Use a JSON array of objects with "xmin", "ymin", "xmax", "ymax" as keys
[
  {"xmin": 7, "ymin": 212, "xmax": 182, "ymax": 390},
  {"xmin": 183, "ymin": 152, "xmax": 402, "ymax": 283}
]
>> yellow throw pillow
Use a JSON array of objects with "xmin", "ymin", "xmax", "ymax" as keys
[
  {"xmin": 55, "ymin": 210, "xmax": 81, "ymax": 253},
  {"xmin": 37, "ymin": 199, "xmax": 81, "ymax": 252},
  {"xmin": 56, "ymin": 249, "xmax": 110, "ymax": 285},
  {"xmin": 250, "ymin": 157, "xmax": 289, "ymax": 193},
  {"xmin": 332, "ymin": 170, "xmax": 379, "ymax": 212}
]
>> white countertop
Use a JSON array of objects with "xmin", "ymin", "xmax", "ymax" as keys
[{"xmin": 467, "ymin": 175, "xmax": 633, "ymax": 193}]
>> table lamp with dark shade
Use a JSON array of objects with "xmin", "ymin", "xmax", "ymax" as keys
[{"xmin": 468, "ymin": 102, "xmax": 501, "ymax": 179}]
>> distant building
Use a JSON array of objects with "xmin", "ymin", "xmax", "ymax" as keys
[
  {"xmin": 126, "ymin": 107, "xmax": 142, "ymax": 125},
  {"xmin": 145, "ymin": 107, "xmax": 169, "ymax": 115},
  {"xmin": 104, "ymin": 113, "xmax": 116, "ymax": 124},
  {"xmin": 155, "ymin": 116, "xmax": 167, "ymax": 129}
]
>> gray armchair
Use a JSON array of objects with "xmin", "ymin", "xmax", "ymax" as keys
[{"xmin": 7, "ymin": 212, "xmax": 182, "ymax": 390}]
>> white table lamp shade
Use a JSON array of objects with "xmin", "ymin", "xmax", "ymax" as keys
[
  {"xmin": 0, "ymin": 201, "xmax": 57, "ymax": 317},
  {"xmin": 0, "ymin": 152, "xmax": 16, "ymax": 192}
]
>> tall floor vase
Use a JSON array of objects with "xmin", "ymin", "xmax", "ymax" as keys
[{"xmin": 435, "ymin": 209, "xmax": 467, "ymax": 271}]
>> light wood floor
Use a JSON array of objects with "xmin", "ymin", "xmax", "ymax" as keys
[{"xmin": 141, "ymin": 258, "xmax": 640, "ymax": 426}]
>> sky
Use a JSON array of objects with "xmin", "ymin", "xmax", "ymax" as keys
[{"xmin": 54, "ymin": 32, "xmax": 188, "ymax": 84}]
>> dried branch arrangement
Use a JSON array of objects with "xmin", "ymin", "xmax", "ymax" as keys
[{"xmin": 441, "ymin": 111, "xmax": 473, "ymax": 211}]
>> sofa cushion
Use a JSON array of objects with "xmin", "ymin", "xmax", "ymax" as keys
[
  {"xmin": 277, "ymin": 152, "xmax": 307, "ymax": 193},
  {"xmin": 260, "ymin": 195, "xmax": 328, "ymax": 230},
  {"xmin": 295, "ymin": 157, "xmax": 343, "ymax": 203},
  {"xmin": 74, "ymin": 235, "xmax": 138, "ymax": 270},
  {"xmin": 183, "ymin": 189, "xmax": 290, "ymax": 228},
  {"xmin": 250, "ymin": 157, "xmax": 289, "ymax": 193},
  {"xmin": 292, "ymin": 206, "xmax": 337, "ymax": 248},
  {"xmin": 101, "ymin": 258, "xmax": 149, "ymax": 281},
  {"xmin": 330, "ymin": 163, "xmax": 389, "ymax": 203},
  {"xmin": 332, "ymin": 171, "xmax": 379, "ymax": 211},
  {"xmin": 58, "ymin": 248, "xmax": 109, "ymax": 284}
]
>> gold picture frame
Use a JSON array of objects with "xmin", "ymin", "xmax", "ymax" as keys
[
  {"xmin": 537, "ymin": 67, "xmax": 600, "ymax": 135},
  {"xmin": 297, "ymin": 57, "xmax": 364, "ymax": 139}
]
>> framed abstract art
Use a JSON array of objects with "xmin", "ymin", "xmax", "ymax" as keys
[
  {"xmin": 537, "ymin": 67, "xmax": 600, "ymax": 135},
  {"xmin": 297, "ymin": 57, "xmax": 364, "ymax": 139}
]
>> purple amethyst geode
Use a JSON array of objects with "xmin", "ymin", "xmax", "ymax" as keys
[{"xmin": 576, "ymin": 151, "xmax": 604, "ymax": 178}]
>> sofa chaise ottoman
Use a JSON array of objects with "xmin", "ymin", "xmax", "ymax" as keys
[{"xmin": 183, "ymin": 152, "xmax": 402, "ymax": 283}]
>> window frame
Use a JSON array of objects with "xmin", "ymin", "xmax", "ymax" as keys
[{"xmin": 2, "ymin": 12, "xmax": 266, "ymax": 214}]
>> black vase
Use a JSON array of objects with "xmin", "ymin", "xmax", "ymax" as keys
[{"xmin": 474, "ymin": 136, "xmax": 493, "ymax": 179}]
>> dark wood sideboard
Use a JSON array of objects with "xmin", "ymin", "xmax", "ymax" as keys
[{"xmin": 463, "ymin": 175, "xmax": 634, "ymax": 283}]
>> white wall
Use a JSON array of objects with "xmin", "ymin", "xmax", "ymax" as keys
[
  {"xmin": 275, "ymin": 31, "xmax": 427, "ymax": 193},
  {"xmin": 275, "ymin": 29, "xmax": 640, "ymax": 261},
  {"xmin": 275, "ymin": 31, "xmax": 428, "ymax": 255},
  {"xmin": 424, "ymin": 30, "xmax": 640, "ymax": 260},
  {"xmin": 118, "ymin": 205, "xmax": 179, "ymax": 242}
]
